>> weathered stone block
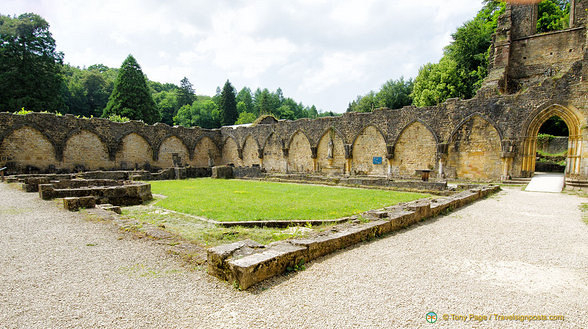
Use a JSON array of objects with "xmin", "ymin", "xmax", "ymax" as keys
[
  {"xmin": 404, "ymin": 199, "xmax": 432, "ymax": 219},
  {"xmin": 212, "ymin": 166, "xmax": 234, "ymax": 179},
  {"xmin": 207, "ymin": 240, "xmax": 264, "ymax": 281},
  {"xmin": 228, "ymin": 242, "xmax": 307, "ymax": 289},
  {"xmin": 38, "ymin": 184, "xmax": 55, "ymax": 200},
  {"xmin": 98, "ymin": 204, "xmax": 122, "ymax": 214},
  {"xmin": 63, "ymin": 196, "xmax": 96, "ymax": 211}
]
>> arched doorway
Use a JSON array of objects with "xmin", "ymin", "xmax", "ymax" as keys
[
  {"xmin": 534, "ymin": 116, "xmax": 569, "ymax": 173},
  {"xmin": 521, "ymin": 105, "xmax": 582, "ymax": 178}
]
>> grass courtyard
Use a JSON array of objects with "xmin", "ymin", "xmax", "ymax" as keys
[
  {"xmin": 121, "ymin": 178, "xmax": 429, "ymax": 247},
  {"xmin": 148, "ymin": 178, "xmax": 428, "ymax": 221}
]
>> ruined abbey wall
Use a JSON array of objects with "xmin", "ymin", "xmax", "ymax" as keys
[{"xmin": 1, "ymin": 2, "xmax": 587, "ymax": 182}]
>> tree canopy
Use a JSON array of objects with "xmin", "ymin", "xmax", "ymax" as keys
[
  {"xmin": 102, "ymin": 55, "xmax": 160, "ymax": 124},
  {"xmin": 537, "ymin": 0, "xmax": 570, "ymax": 33},
  {"xmin": 411, "ymin": 0, "xmax": 505, "ymax": 107},
  {"xmin": 0, "ymin": 12, "xmax": 345, "ymax": 126},
  {"xmin": 347, "ymin": 78, "xmax": 414, "ymax": 113},
  {"xmin": 0, "ymin": 13, "xmax": 65, "ymax": 112}
]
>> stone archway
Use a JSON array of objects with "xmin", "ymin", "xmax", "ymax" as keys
[
  {"xmin": 287, "ymin": 131, "xmax": 313, "ymax": 173},
  {"xmin": 446, "ymin": 115, "xmax": 503, "ymax": 180},
  {"xmin": 391, "ymin": 121, "xmax": 437, "ymax": 178},
  {"xmin": 521, "ymin": 105, "xmax": 582, "ymax": 178},
  {"xmin": 352, "ymin": 126, "xmax": 388, "ymax": 176}
]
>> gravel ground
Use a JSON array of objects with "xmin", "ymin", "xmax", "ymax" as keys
[{"xmin": 0, "ymin": 184, "xmax": 587, "ymax": 329}]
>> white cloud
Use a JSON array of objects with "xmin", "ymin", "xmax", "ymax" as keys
[
  {"xmin": 2, "ymin": 0, "xmax": 484, "ymax": 112},
  {"xmin": 300, "ymin": 51, "xmax": 368, "ymax": 93}
]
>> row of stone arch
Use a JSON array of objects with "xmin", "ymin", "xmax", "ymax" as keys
[
  {"xmin": 0, "ymin": 114, "xmax": 503, "ymax": 179},
  {"xmin": 0, "ymin": 128, "xmax": 222, "ymax": 170},
  {"xmin": 221, "ymin": 115, "xmax": 504, "ymax": 179},
  {"xmin": 3, "ymin": 104, "xmax": 581, "ymax": 179}
]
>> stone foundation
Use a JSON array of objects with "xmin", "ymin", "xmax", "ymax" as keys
[
  {"xmin": 208, "ymin": 185, "xmax": 501, "ymax": 289},
  {"xmin": 39, "ymin": 182, "xmax": 152, "ymax": 206}
]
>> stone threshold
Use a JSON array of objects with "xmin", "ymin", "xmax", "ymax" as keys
[{"xmin": 207, "ymin": 185, "xmax": 501, "ymax": 290}]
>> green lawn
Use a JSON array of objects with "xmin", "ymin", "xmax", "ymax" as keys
[{"xmin": 149, "ymin": 178, "xmax": 428, "ymax": 222}]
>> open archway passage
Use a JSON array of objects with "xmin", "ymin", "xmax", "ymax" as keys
[
  {"xmin": 535, "ymin": 116, "xmax": 569, "ymax": 173},
  {"xmin": 521, "ymin": 105, "xmax": 582, "ymax": 177}
]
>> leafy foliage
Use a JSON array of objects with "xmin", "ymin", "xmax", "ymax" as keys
[
  {"xmin": 103, "ymin": 55, "xmax": 160, "ymax": 124},
  {"xmin": 3, "ymin": 12, "xmax": 336, "ymax": 126},
  {"xmin": 62, "ymin": 64, "xmax": 115, "ymax": 117},
  {"xmin": 106, "ymin": 114, "xmax": 131, "ymax": 123},
  {"xmin": 411, "ymin": 58, "xmax": 465, "ymax": 107},
  {"xmin": 0, "ymin": 13, "xmax": 65, "ymax": 112},
  {"xmin": 14, "ymin": 108, "xmax": 33, "ymax": 115},
  {"xmin": 177, "ymin": 77, "xmax": 196, "ymax": 108},
  {"xmin": 411, "ymin": 1, "xmax": 505, "ymax": 106},
  {"xmin": 173, "ymin": 97, "xmax": 221, "ymax": 129},
  {"xmin": 235, "ymin": 111, "xmax": 257, "ymax": 125},
  {"xmin": 537, "ymin": 0, "xmax": 570, "ymax": 33},
  {"xmin": 236, "ymin": 87, "xmax": 254, "ymax": 113},
  {"xmin": 347, "ymin": 78, "xmax": 414, "ymax": 112}
]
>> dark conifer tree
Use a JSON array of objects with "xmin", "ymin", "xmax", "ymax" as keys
[
  {"xmin": 177, "ymin": 77, "xmax": 196, "ymax": 108},
  {"xmin": 219, "ymin": 80, "xmax": 238, "ymax": 126},
  {"xmin": 103, "ymin": 55, "xmax": 160, "ymax": 124}
]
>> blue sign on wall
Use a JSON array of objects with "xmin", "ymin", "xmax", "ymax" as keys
[{"xmin": 373, "ymin": 157, "xmax": 383, "ymax": 165}]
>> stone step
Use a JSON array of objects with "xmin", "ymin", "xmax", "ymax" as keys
[
  {"xmin": 565, "ymin": 179, "xmax": 588, "ymax": 188},
  {"xmin": 502, "ymin": 177, "xmax": 532, "ymax": 185}
]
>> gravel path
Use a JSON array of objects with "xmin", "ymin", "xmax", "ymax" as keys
[{"xmin": 1, "ymin": 184, "xmax": 587, "ymax": 328}]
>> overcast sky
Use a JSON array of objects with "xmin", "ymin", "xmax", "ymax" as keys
[{"xmin": 4, "ymin": 0, "xmax": 484, "ymax": 113}]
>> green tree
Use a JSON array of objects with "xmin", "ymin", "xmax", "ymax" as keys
[
  {"xmin": 347, "ymin": 91, "xmax": 378, "ymax": 112},
  {"xmin": 103, "ymin": 55, "xmax": 160, "ymax": 124},
  {"xmin": 235, "ymin": 111, "xmax": 257, "ymax": 124},
  {"xmin": 153, "ymin": 90, "xmax": 178, "ymax": 125},
  {"xmin": 219, "ymin": 80, "xmax": 238, "ymax": 126},
  {"xmin": 410, "ymin": 0, "xmax": 505, "ymax": 106},
  {"xmin": 307, "ymin": 105, "xmax": 318, "ymax": 118},
  {"xmin": 0, "ymin": 13, "xmax": 65, "ymax": 112},
  {"xmin": 444, "ymin": 18, "xmax": 494, "ymax": 96},
  {"xmin": 411, "ymin": 58, "xmax": 466, "ymax": 107},
  {"xmin": 62, "ymin": 65, "xmax": 89, "ymax": 116},
  {"xmin": 174, "ymin": 98, "xmax": 220, "ymax": 129},
  {"xmin": 173, "ymin": 104, "xmax": 192, "ymax": 127},
  {"xmin": 537, "ymin": 0, "xmax": 570, "ymax": 33},
  {"xmin": 538, "ymin": 116, "xmax": 569, "ymax": 136},
  {"xmin": 83, "ymin": 71, "xmax": 110, "ymax": 116},
  {"xmin": 376, "ymin": 78, "xmax": 414, "ymax": 109},
  {"xmin": 177, "ymin": 77, "xmax": 196, "ymax": 108},
  {"xmin": 254, "ymin": 88, "xmax": 272, "ymax": 116},
  {"xmin": 236, "ymin": 87, "xmax": 254, "ymax": 113}
]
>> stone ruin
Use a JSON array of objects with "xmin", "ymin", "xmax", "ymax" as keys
[
  {"xmin": 0, "ymin": 2, "xmax": 586, "ymax": 287},
  {"xmin": 0, "ymin": 2, "xmax": 587, "ymax": 186},
  {"xmin": 6, "ymin": 171, "xmax": 152, "ymax": 212},
  {"xmin": 208, "ymin": 185, "xmax": 501, "ymax": 289}
]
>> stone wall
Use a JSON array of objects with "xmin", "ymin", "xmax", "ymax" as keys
[
  {"xmin": 537, "ymin": 136, "xmax": 568, "ymax": 154},
  {"xmin": 390, "ymin": 121, "xmax": 437, "ymax": 179},
  {"xmin": 0, "ymin": 113, "xmax": 222, "ymax": 173},
  {"xmin": 0, "ymin": 2, "xmax": 587, "ymax": 181}
]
